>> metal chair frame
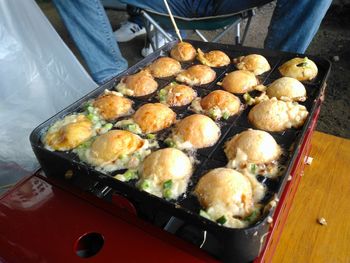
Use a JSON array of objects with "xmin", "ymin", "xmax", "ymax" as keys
[{"xmin": 140, "ymin": 9, "xmax": 256, "ymax": 51}]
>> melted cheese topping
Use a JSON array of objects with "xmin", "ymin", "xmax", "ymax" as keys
[
  {"xmin": 115, "ymin": 82, "xmax": 135, "ymax": 96},
  {"xmin": 190, "ymin": 97, "xmax": 232, "ymax": 120},
  {"xmin": 76, "ymin": 137, "xmax": 158, "ymax": 173},
  {"xmin": 226, "ymin": 147, "xmax": 282, "ymax": 179},
  {"xmin": 114, "ymin": 119, "xmax": 142, "ymax": 134}
]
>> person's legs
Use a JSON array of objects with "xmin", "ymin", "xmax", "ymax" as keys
[
  {"xmin": 264, "ymin": 0, "xmax": 332, "ymax": 53},
  {"xmin": 52, "ymin": 0, "xmax": 128, "ymax": 84}
]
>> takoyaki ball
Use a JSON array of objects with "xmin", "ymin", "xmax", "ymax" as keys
[
  {"xmin": 148, "ymin": 57, "xmax": 182, "ymax": 78},
  {"xmin": 195, "ymin": 168, "xmax": 254, "ymax": 221},
  {"xmin": 200, "ymin": 90, "xmax": 241, "ymax": 120},
  {"xmin": 138, "ymin": 148, "xmax": 193, "ymax": 199},
  {"xmin": 197, "ymin": 48, "xmax": 230, "ymax": 67},
  {"xmin": 85, "ymin": 130, "xmax": 144, "ymax": 167},
  {"xmin": 176, "ymin": 65, "xmax": 216, "ymax": 86},
  {"xmin": 115, "ymin": 70, "xmax": 158, "ymax": 97},
  {"xmin": 233, "ymin": 54, "xmax": 271, "ymax": 75},
  {"xmin": 224, "ymin": 129, "xmax": 281, "ymax": 164},
  {"xmin": 221, "ymin": 70, "xmax": 259, "ymax": 94},
  {"xmin": 158, "ymin": 82, "xmax": 197, "ymax": 107},
  {"xmin": 170, "ymin": 41, "xmax": 196, "ymax": 62},
  {"xmin": 278, "ymin": 57, "xmax": 318, "ymax": 81},
  {"xmin": 43, "ymin": 114, "xmax": 93, "ymax": 151},
  {"xmin": 266, "ymin": 77, "xmax": 306, "ymax": 102},
  {"xmin": 133, "ymin": 103, "xmax": 176, "ymax": 134},
  {"xmin": 93, "ymin": 92, "xmax": 133, "ymax": 121},
  {"xmin": 171, "ymin": 114, "xmax": 220, "ymax": 149},
  {"xmin": 248, "ymin": 98, "xmax": 309, "ymax": 132}
]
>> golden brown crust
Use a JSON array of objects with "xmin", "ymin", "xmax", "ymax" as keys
[
  {"xmin": 44, "ymin": 115, "xmax": 93, "ymax": 151},
  {"xmin": 278, "ymin": 57, "xmax": 318, "ymax": 81},
  {"xmin": 233, "ymin": 54, "xmax": 271, "ymax": 75},
  {"xmin": 170, "ymin": 42, "xmax": 196, "ymax": 62},
  {"xmin": 266, "ymin": 77, "xmax": 306, "ymax": 101},
  {"xmin": 133, "ymin": 103, "xmax": 176, "ymax": 133},
  {"xmin": 194, "ymin": 168, "xmax": 253, "ymax": 217},
  {"xmin": 93, "ymin": 93, "xmax": 133, "ymax": 121},
  {"xmin": 120, "ymin": 70, "xmax": 158, "ymax": 96},
  {"xmin": 224, "ymin": 129, "xmax": 281, "ymax": 164},
  {"xmin": 174, "ymin": 114, "xmax": 220, "ymax": 148},
  {"xmin": 200, "ymin": 90, "xmax": 241, "ymax": 116},
  {"xmin": 221, "ymin": 70, "xmax": 258, "ymax": 94},
  {"xmin": 89, "ymin": 130, "xmax": 144, "ymax": 165},
  {"xmin": 148, "ymin": 57, "xmax": 182, "ymax": 78},
  {"xmin": 248, "ymin": 98, "xmax": 309, "ymax": 132},
  {"xmin": 197, "ymin": 48, "xmax": 230, "ymax": 67},
  {"xmin": 163, "ymin": 83, "xmax": 197, "ymax": 107},
  {"xmin": 175, "ymin": 64, "xmax": 216, "ymax": 86},
  {"xmin": 140, "ymin": 148, "xmax": 193, "ymax": 183}
]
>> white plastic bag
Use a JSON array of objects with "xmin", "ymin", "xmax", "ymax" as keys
[{"xmin": 0, "ymin": 0, "xmax": 97, "ymax": 176}]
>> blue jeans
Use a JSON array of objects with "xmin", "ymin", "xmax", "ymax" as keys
[
  {"xmin": 53, "ymin": 0, "xmax": 331, "ymax": 84},
  {"xmin": 52, "ymin": 0, "xmax": 128, "ymax": 84}
]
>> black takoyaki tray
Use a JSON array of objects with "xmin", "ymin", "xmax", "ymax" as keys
[{"xmin": 30, "ymin": 40, "xmax": 331, "ymax": 263}]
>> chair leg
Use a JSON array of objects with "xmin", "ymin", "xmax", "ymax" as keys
[
  {"xmin": 235, "ymin": 23, "xmax": 241, "ymax": 45},
  {"xmin": 241, "ymin": 15, "xmax": 253, "ymax": 45},
  {"xmin": 194, "ymin": 30, "xmax": 208, "ymax": 42},
  {"xmin": 141, "ymin": 11, "xmax": 174, "ymax": 42},
  {"xmin": 143, "ymin": 18, "xmax": 156, "ymax": 51}
]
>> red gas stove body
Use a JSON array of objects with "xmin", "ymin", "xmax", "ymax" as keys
[{"xmin": 0, "ymin": 101, "xmax": 321, "ymax": 263}]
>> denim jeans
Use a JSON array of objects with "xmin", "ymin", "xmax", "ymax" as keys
[
  {"xmin": 53, "ymin": 0, "xmax": 128, "ymax": 84},
  {"xmin": 53, "ymin": 0, "xmax": 331, "ymax": 84}
]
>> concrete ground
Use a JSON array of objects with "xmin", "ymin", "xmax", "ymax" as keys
[{"xmin": 40, "ymin": 2, "xmax": 350, "ymax": 139}]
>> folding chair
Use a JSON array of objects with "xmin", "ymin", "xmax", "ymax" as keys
[{"xmin": 126, "ymin": 6, "xmax": 256, "ymax": 52}]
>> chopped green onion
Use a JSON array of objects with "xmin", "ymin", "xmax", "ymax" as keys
[
  {"xmin": 164, "ymin": 138, "xmax": 175, "ymax": 147},
  {"xmin": 163, "ymin": 188, "xmax": 172, "ymax": 199},
  {"xmin": 243, "ymin": 93, "xmax": 254, "ymax": 106},
  {"xmin": 171, "ymin": 81, "xmax": 177, "ymax": 85},
  {"xmin": 199, "ymin": 210, "xmax": 211, "ymax": 220},
  {"xmin": 159, "ymin": 95, "xmax": 167, "ymax": 103},
  {"xmin": 118, "ymin": 154, "xmax": 128, "ymax": 160},
  {"xmin": 244, "ymin": 209, "xmax": 259, "ymax": 223},
  {"xmin": 140, "ymin": 180, "xmax": 150, "ymax": 190},
  {"xmin": 134, "ymin": 152, "xmax": 142, "ymax": 160},
  {"xmin": 103, "ymin": 123, "xmax": 113, "ymax": 130},
  {"xmin": 87, "ymin": 113, "xmax": 99, "ymax": 122},
  {"xmin": 84, "ymin": 102, "xmax": 93, "ymax": 110},
  {"xmin": 87, "ymin": 106, "xmax": 94, "ymax": 113},
  {"xmin": 216, "ymin": 216, "xmax": 227, "ymax": 225},
  {"xmin": 208, "ymin": 108, "xmax": 220, "ymax": 119},
  {"xmin": 123, "ymin": 169, "xmax": 138, "ymax": 181},
  {"xmin": 163, "ymin": 179, "xmax": 173, "ymax": 199},
  {"xmin": 126, "ymin": 123, "xmax": 137, "ymax": 131},
  {"xmin": 99, "ymin": 123, "xmax": 113, "ymax": 134},
  {"xmin": 250, "ymin": 163, "xmax": 257, "ymax": 174},
  {"xmin": 77, "ymin": 140, "xmax": 92, "ymax": 149},
  {"xmin": 159, "ymin": 89, "xmax": 167, "ymax": 96},
  {"xmin": 146, "ymin": 133, "xmax": 156, "ymax": 140},
  {"xmin": 163, "ymin": 179, "xmax": 173, "ymax": 189},
  {"xmin": 222, "ymin": 112, "xmax": 230, "ymax": 120}
]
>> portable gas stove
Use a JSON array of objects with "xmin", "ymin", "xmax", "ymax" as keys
[
  {"xmin": 0, "ymin": 40, "xmax": 330, "ymax": 262},
  {"xmin": 0, "ymin": 94, "xmax": 323, "ymax": 263}
]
